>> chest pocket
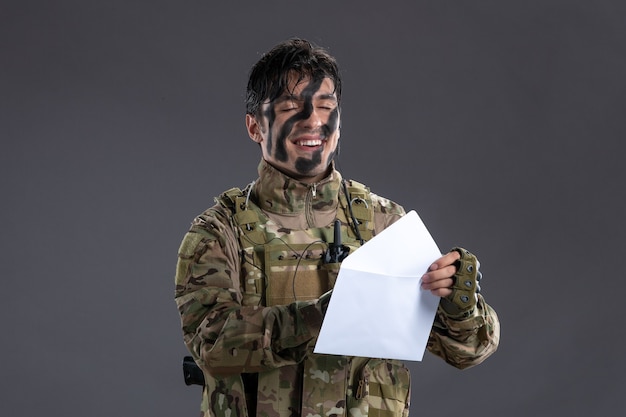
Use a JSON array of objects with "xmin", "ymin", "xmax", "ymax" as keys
[{"xmin": 264, "ymin": 242, "xmax": 329, "ymax": 306}]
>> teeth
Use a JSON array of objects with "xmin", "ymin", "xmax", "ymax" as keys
[{"xmin": 296, "ymin": 140, "xmax": 322, "ymax": 146}]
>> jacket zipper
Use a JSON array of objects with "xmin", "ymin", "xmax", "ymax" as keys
[{"xmin": 305, "ymin": 183, "xmax": 318, "ymax": 227}]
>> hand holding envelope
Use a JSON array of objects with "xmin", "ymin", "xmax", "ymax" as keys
[{"xmin": 314, "ymin": 210, "xmax": 443, "ymax": 361}]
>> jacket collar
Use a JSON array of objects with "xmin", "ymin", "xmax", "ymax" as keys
[{"xmin": 252, "ymin": 159, "xmax": 342, "ymax": 215}]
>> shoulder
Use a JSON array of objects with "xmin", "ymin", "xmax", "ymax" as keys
[
  {"xmin": 370, "ymin": 192, "xmax": 406, "ymax": 232},
  {"xmin": 345, "ymin": 178, "xmax": 405, "ymax": 232},
  {"xmin": 370, "ymin": 192, "xmax": 405, "ymax": 217},
  {"xmin": 182, "ymin": 185, "xmax": 246, "ymax": 245}
]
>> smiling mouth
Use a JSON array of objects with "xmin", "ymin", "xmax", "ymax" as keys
[{"xmin": 294, "ymin": 139, "xmax": 324, "ymax": 147}]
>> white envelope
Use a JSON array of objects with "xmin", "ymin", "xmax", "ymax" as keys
[{"xmin": 314, "ymin": 210, "xmax": 442, "ymax": 361}]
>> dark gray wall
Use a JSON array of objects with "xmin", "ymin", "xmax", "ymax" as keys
[{"xmin": 2, "ymin": 1, "xmax": 624, "ymax": 415}]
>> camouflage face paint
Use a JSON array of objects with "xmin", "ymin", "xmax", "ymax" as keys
[
  {"xmin": 262, "ymin": 105, "xmax": 276, "ymax": 159},
  {"xmin": 264, "ymin": 76, "xmax": 340, "ymax": 176},
  {"xmin": 294, "ymin": 104, "xmax": 340, "ymax": 174},
  {"xmin": 273, "ymin": 76, "xmax": 323, "ymax": 163}
]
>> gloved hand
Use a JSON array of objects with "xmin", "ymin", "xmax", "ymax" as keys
[{"xmin": 439, "ymin": 247, "xmax": 482, "ymax": 319}]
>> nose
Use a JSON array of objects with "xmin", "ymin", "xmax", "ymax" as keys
[{"xmin": 300, "ymin": 105, "xmax": 323, "ymax": 130}]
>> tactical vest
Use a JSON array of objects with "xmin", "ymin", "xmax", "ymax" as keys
[
  {"xmin": 217, "ymin": 179, "xmax": 375, "ymax": 307},
  {"xmin": 207, "ymin": 180, "xmax": 411, "ymax": 417}
]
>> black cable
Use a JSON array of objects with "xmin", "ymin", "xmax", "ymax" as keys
[{"xmin": 341, "ymin": 179, "xmax": 364, "ymax": 245}]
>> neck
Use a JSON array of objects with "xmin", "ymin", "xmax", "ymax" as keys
[{"xmin": 265, "ymin": 160, "xmax": 333, "ymax": 184}]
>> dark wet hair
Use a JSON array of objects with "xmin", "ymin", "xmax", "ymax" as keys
[{"xmin": 245, "ymin": 38, "xmax": 342, "ymax": 116}]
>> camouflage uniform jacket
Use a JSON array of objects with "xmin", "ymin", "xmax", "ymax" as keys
[{"xmin": 175, "ymin": 159, "xmax": 500, "ymax": 417}]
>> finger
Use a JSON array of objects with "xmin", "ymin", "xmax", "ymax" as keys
[
  {"xmin": 421, "ymin": 277, "xmax": 454, "ymax": 291},
  {"xmin": 422, "ymin": 265, "xmax": 457, "ymax": 284},
  {"xmin": 429, "ymin": 250, "xmax": 461, "ymax": 271},
  {"xmin": 430, "ymin": 288, "xmax": 452, "ymax": 298}
]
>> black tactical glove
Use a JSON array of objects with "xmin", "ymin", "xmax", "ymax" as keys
[{"xmin": 440, "ymin": 247, "xmax": 482, "ymax": 319}]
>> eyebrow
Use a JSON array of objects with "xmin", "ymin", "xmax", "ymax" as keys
[{"xmin": 317, "ymin": 93, "xmax": 338, "ymax": 102}]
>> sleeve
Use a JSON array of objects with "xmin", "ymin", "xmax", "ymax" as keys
[
  {"xmin": 369, "ymin": 194, "xmax": 500, "ymax": 369},
  {"xmin": 174, "ymin": 207, "xmax": 324, "ymax": 376},
  {"xmin": 427, "ymin": 294, "xmax": 500, "ymax": 369}
]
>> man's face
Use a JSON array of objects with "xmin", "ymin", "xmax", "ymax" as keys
[{"xmin": 246, "ymin": 75, "xmax": 341, "ymax": 183}]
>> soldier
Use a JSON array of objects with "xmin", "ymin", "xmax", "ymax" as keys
[{"xmin": 175, "ymin": 38, "xmax": 500, "ymax": 417}]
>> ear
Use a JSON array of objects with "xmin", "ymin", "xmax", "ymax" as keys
[{"xmin": 246, "ymin": 114, "xmax": 263, "ymax": 143}]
